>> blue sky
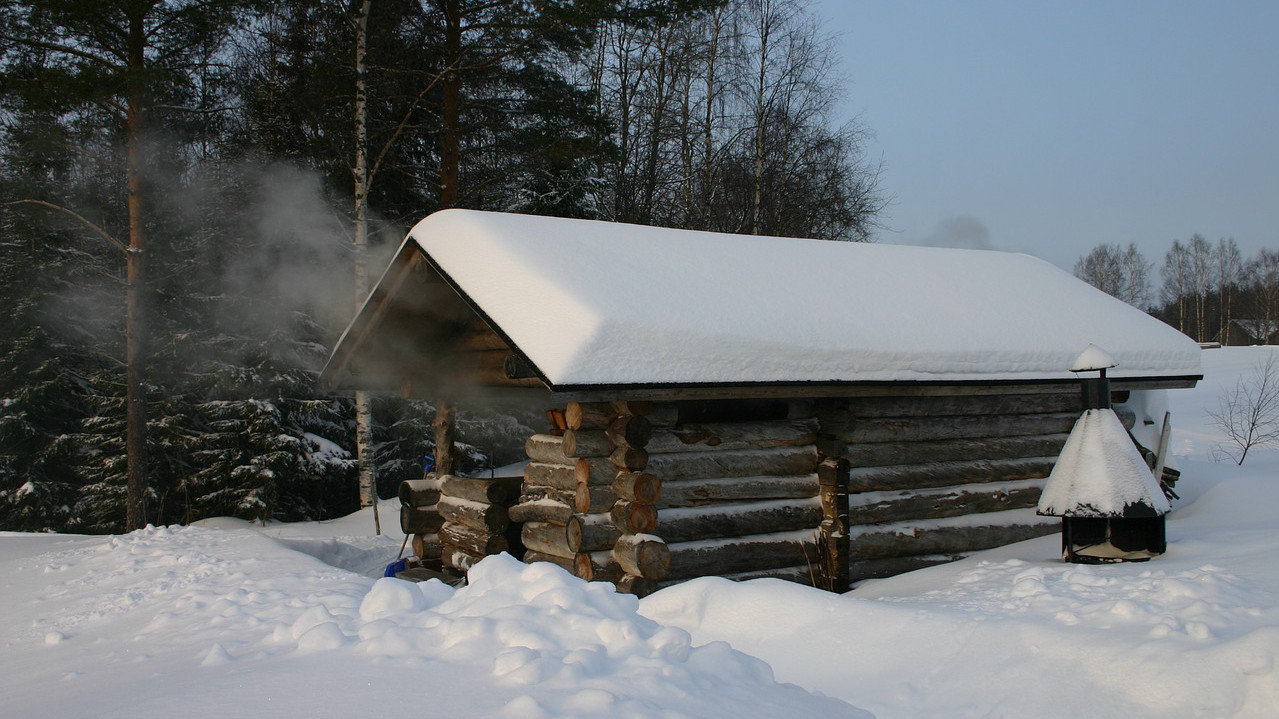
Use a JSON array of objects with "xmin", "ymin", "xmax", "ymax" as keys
[{"xmin": 814, "ymin": 0, "xmax": 1278, "ymax": 270}]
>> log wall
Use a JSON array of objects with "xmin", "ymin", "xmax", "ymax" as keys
[{"xmin": 818, "ymin": 390, "xmax": 1098, "ymax": 582}]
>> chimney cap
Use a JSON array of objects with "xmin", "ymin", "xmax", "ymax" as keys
[{"xmin": 1070, "ymin": 343, "xmax": 1118, "ymax": 373}]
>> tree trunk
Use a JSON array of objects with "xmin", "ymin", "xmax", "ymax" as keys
[
  {"xmin": 124, "ymin": 7, "xmax": 148, "ymax": 531},
  {"xmin": 352, "ymin": 0, "xmax": 379, "ymax": 532}
]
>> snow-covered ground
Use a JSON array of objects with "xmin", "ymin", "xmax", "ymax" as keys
[{"xmin": 3, "ymin": 347, "xmax": 1278, "ymax": 718}]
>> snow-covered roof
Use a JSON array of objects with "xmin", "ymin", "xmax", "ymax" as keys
[{"xmin": 324, "ymin": 210, "xmax": 1201, "ymax": 394}]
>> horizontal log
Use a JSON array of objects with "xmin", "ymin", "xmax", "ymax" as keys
[
  {"xmin": 656, "ymin": 498, "xmax": 823, "ymax": 544},
  {"xmin": 399, "ymin": 478, "xmax": 441, "ymax": 507},
  {"xmin": 843, "ymin": 434, "xmax": 1070, "ymax": 468},
  {"xmin": 524, "ymin": 461, "xmax": 578, "ymax": 491},
  {"xmin": 439, "ymin": 521, "xmax": 508, "ymax": 557},
  {"xmin": 843, "ymin": 409, "xmax": 1133, "ymax": 444},
  {"xmin": 437, "ymin": 496, "xmax": 509, "ymax": 534},
  {"xmin": 508, "ymin": 499, "xmax": 573, "ymax": 526},
  {"xmin": 518, "ymin": 485, "xmax": 576, "ymax": 508},
  {"xmin": 610, "ymin": 446, "xmax": 649, "ymax": 471},
  {"xmin": 580, "ymin": 551, "xmax": 624, "ymax": 583},
  {"xmin": 575, "ymin": 484, "xmax": 617, "ymax": 513},
  {"xmin": 665, "ymin": 531, "xmax": 819, "ymax": 581},
  {"xmin": 616, "ymin": 574, "xmax": 659, "ymax": 597},
  {"xmin": 846, "ymin": 479, "xmax": 1045, "ymax": 525},
  {"xmin": 849, "ymin": 553, "xmax": 966, "ymax": 583},
  {"xmin": 639, "ymin": 403, "xmax": 680, "ymax": 427},
  {"xmin": 645, "ymin": 446, "xmax": 819, "ymax": 481},
  {"xmin": 846, "ymin": 456, "xmax": 1058, "ymax": 493},
  {"xmin": 525, "ymin": 434, "xmax": 573, "ymax": 465},
  {"xmin": 706, "ymin": 564, "xmax": 814, "ymax": 586},
  {"xmin": 575, "ymin": 458, "xmax": 617, "ymax": 488},
  {"xmin": 443, "ymin": 546, "xmax": 483, "ymax": 573},
  {"xmin": 439, "ymin": 474, "xmax": 521, "ymax": 505},
  {"xmin": 563, "ymin": 429, "xmax": 613, "ymax": 458},
  {"xmin": 568, "ymin": 512, "xmax": 621, "ymax": 552},
  {"xmin": 521, "ymin": 521, "xmax": 574, "ymax": 557},
  {"xmin": 523, "ymin": 550, "xmax": 578, "ymax": 573},
  {"xmin": 645, "ymin": 419, "xmax": 818, "ymax": 454},
  {"xmin": 412, "ymin": 533, "xmax": 442, "ymax": 561},
  {"xmin": 567, "ymin": 402, "xmax": 615, "ymax": 430},
  {"xmin": 613, "ymin": 535, "xmax": 670, "ymax": 580},
  {"xmin": 400, "ymin": 505, "xmax": 444, "ymax": 534},
  {"xmin": 612, "ymin": 472, "xmax": 662, "ymax": 504},
  {"xmin": 842, "ymin": 392, "xmax": 1083, "ymax": 419},
  {"xmin": 607, "ymin": 414, "xmax": 653, "ymax": 449},
  {"xmin": 656, "ymin": 474, "xmax": 817, "ymax": 509},
  {"xmin": 847, "ymin": 515, "xmax": 1058, "ymax": 560},
  {"xmin": 610, "ymin": 500, "xmax": 658, "ymax": 534}
]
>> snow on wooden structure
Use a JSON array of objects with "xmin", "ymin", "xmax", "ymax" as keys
[{"xmin": 321, "ymin": 209, "xmax": 1201, "ymax": 593}]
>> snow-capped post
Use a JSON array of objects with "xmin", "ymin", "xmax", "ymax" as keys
[{"xmin": 1037, "ymin": 345, "xmax": 1172, "ymax": 563}]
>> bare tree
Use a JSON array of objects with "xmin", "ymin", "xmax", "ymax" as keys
[
  {"xmin": 1215, "ymin": 236, "xmax": 1243, "ymax": 345},
  {"xmin": 1074, "ymin": 244, "xmax": 1125, "ymax": 298},
  {"xmin": 1188, "ymin": 234, "xmax": 1214, "ymax": 341},
  {"xmin": 1241, "ymin": 249, "xmax": 1279, "ymax": 344},
  {"xmin": 1162, "ymin": 240, "xmax": 1192, "ymax": 334},
  {"xmin": 1120, "ymin": 243, "xmax": 1151, "ymax": 309},
  {"xmin": 1209, "ymin": 353, "xmax": 1279, "ymax": 465}
]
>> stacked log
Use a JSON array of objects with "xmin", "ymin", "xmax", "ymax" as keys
[
  {"xmin": 514, "ymin": 430, "xmax": 608, "ymax": 579},
  {"xmin": 436, "ymin": 474, "xmax": 522, "ymax": 572},
  {"xmin": 817, "ymin": 391, "xmax": 1087, "ymax": 583},
  {"xmin": 602, "ymin": 403, "xmax": 666, "ymax": 595},
  {"xmin": 645, "ymin": 404, "xmax": 821, "ymax": 586},
  {"xmin": 398, "ymin": 477, "xmax": 443, "ymax": 567}
]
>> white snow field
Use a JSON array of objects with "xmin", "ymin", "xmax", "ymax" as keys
[{"xmin": 3, "ymin": 346, "xmax": 1278, "ymax": 718}]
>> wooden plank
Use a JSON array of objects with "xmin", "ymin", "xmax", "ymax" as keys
[
  {"xmin": 843, "ymin": 408, "xmax": 1133, "ymax": 444},
  {"xmin": 843, "ymin": 434, "xmax": 1070, "ymax": 468},
  {"xmin": 847, "ymin": 517, "xmax": 1058, "ymax": 560},
  {"xmin": 843, "ymin": 392, "xmax": 1082, "ymax": 418},
  {"xmin": 656, "ymin": 498, "xmax": 823, "ymax": 544},
  {"xmin": 645, "ymin": 445, "xmax": 819, "ymax": 481},
  {"xmin": 849, "ymin": 553, "xmax": 966, "ymax": 583},
  {"xmin": 847, "ymin": 479, "xmax": 1046, "ymax": 525},
  {"xmin": 656, "ymin": 474, "xmax": 817, "ymax": 508},
  {"xmin": 845, "ymin": 456, "xmax": 1058, "ymax": 492},
  {"xmin": 665, "ymin": 531, "xmax": 819, "ymax": 581},
  {"xmin": 645, "ymin": 419, "xmax": 818, "ymax": 454}
]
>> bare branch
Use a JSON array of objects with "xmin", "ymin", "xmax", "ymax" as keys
[{"xmin": 2, "ymin": 200, "xmax": 128, "ymax": 254}]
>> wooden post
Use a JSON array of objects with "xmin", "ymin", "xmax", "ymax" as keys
[{"xmin": 818, "ymin": 457, "xmax": 850, "ymax": 593}]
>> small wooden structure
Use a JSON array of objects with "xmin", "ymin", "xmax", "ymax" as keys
[{"xmin": 321, "ymin": 210, "xmax": 1201, "ymax": 593}]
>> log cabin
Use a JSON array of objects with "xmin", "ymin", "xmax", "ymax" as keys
[{"xmin": 320, "ymin": 209, "xmax": 1201, "ymax": 595}]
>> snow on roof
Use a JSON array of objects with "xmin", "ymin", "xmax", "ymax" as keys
[
  {"xmin": 1069, "ymin": 344, "xmax": 1118, "ymax": 372},
  {"xmin": 1037, "ymin": 408, "xmax": 1172, "ymax": 518},
  {"xmin": 402, "ymin": 210, "xmax": 1200, "ymax": 388}
]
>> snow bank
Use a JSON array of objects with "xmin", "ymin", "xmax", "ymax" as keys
[
  {"xmin": 406, "ymin": 209, "xmax": 1200, "ymax": 386},
  {"xmin": 0, "ymin": 525, "xmax": 863, "ymax": 719}
]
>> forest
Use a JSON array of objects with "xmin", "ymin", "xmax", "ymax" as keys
[{"xmin": 0, "ymin": 0, "xmax": 885, "ymax": 532}]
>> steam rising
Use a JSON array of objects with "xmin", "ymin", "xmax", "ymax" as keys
[{"xmin": 914, "ymin": 215, "xmax": 994, "ymax": 251}]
